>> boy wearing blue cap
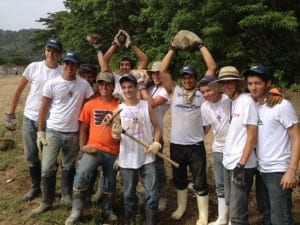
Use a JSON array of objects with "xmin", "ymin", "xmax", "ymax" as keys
[
  {"xmin": 29, "ymin": 51, "xmax": 94, "ymax": 217},
  {"xmin": 245, "ymin": 65, "xmax": 300, "ymax": 225},
  {"xmin": 5, "ymin": 38, "xmax": 63, "ymax": 201},
  {"xmin": 159, "ymin": 38, "xmax": 217, "ymax": 224}
]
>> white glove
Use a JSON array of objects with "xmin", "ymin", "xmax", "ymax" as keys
[
  {"xmin": 146, "ymin": 141, "xmax": 161, "ymax": 154},
  {"xmin": 113, "ymin": 30, "xmax": 123, "ymax": 47},
  {"xmin": 36, "ymin": 131, "xmax": 47, "ymax": 152},
  {"xmin": 111, "ymin": 123, "xmax": 122, "ymax": 140},
  {"xmin": 121, "ymin": 30, "xmax": 133, "ymax": 48},
  {"xmin": 113, "ymin": 159, "xmax": 119, "ymax": 170}
]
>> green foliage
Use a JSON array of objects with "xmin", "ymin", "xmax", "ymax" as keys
[{"xmin": 3, "ymin": 0, "xmax": 300, "ymax": 86}]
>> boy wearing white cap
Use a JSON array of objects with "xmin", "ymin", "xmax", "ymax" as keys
[{"xmin": 208, "ymin": 66, "xmax": 258, "ymax": 225}]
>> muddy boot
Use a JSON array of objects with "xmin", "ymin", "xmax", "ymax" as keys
[
  {"xmin": 171, "ymin": 189, "xmax": 188, "ymax": 220},
  {"xmin": 28, "ymin": 175, "xmax": 56, "ymax": 217},
  {"xmin": 102, "ymin": 193, "xmax": 117, "ymax": 223},
  {"xmin": 22, "ymin": 165, "xmax": 41, "ymax": 201},
  {"xmin": 196, "ymin": 194, "xmax": 209, "ymax": 225},
  {"xmin": 61, "ymin": 169, "xmax": 75, "ymax": 207},
  {"xmin": 124, "ymin": 206, "xmax": 137, "ymax": 225},
  {"xmin": 65, "ymin": 191, "xmax": 85, "ymax": 225},
  {"xmin": 145, "ymin": 208, "xmax": 158, "ymax": 225},
  {"xmin": 208, "ymin": 198, "xmax": 229, "ymax": 225}
]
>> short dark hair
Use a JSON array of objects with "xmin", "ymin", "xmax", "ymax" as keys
[{"xmin": 119, "ymin": 56, "xmax": 135, "ymax": 68}]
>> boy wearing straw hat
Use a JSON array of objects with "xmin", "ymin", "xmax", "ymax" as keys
[{"xmin": 208, "ymin": 66, "xmax": 258, "ymax": 225}]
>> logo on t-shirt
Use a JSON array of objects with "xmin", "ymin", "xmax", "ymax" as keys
[{"xmin": 94, "ymin": 110, "xmax": 112, "ymax": 126}]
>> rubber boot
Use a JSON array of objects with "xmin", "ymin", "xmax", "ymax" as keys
[
  {"xmin": 124, "ymin": 206, "xmax": 136, "ymax": 225},
  {"xmin": 64, "ymin": 191, "xmax": 85, "ymax": 225},
  {"xmin": 171, "ymin": 189, "xmax": 188, "ymax": 220},
  {"xmin": 61, "ymin": 169, "xmax": 75, "ymax": 207},
  {"xmin": 208, "ymin": 198, "xmax": 229, "ymax": 225},
  {"xmin": 28, "ymin": 175, "xmax": 56, "ymax": 217},
  {"xmin": 196, "ymin": 195, "xmax": 209, "ymax": 225},
  {"xmin": 91, "ymin": 167, "xmax": 103, "ymax": 203},
  {"xmin": 102, "ymin": 193, "xmax": 117, "ymax": 222},
  {"xmin": 145, "ymin": 208, "xmax": 158, "ymax": 225},
  {"xmin": 22, "ymin": 165, "xmax": 41, "ymax": 201}
]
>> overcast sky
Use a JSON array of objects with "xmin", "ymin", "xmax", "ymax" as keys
[{"xmin": 0, "ymin": 0, "xmax": 66, "ymax": 31}]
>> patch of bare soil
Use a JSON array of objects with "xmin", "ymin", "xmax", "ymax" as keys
[{"xmin": 0, "ymin": 76, "xmax": 300, "ymax": 225}]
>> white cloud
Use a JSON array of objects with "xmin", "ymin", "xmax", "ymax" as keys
[{"xmin": 0, "ymin": 0, "xmax": 66, "ymax": 31}]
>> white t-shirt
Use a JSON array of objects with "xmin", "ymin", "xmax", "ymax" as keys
[
  {"xmin": 201, "ymin": 94, "xmax": 231, "ymax": 153},
  {"xmin": 223, "ymin": 93, "xmax": 258, "ymax": 170},
  {"xmin": 147, "ymin": 85, "xmax": 170, "ymax": 134},
  {"xmin": 118, "ymin": 100, "xmax": 155, "ymax": 169},
  {"xmin": 171, "ymin": 85, "xmax": 205, "ymax": 145},
  {"xmin": 112, "ymin": 73, "xmax": 123, "ymax": 97},
  {"xmin": 43, "ymin": 75, "xmax": 94, "ymax": 132},
  {"xmin": 23, "ymin": 61, "xmax": 62, "ymax": 121},
  {"xmin": 256, "ymin": 100, "xmax": 299, "ymax": 173}
]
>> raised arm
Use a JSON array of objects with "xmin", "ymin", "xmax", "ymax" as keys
[
  {"xmin": 159, "ymin": 49, "xmax": 176, "ymax": 95},
  {"xmin": 200, "ymin": 46, "xmax": 217, "ymax": 76},
  {"xmin": 130, "ymin": 44, "xmax": 148, "ymax": 69},
  {"xmin": 98, "ymin": 50, "xmax": 112, "ymax": 73}
]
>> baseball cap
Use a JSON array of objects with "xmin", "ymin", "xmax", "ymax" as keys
[
  {"xmin": 62, "ymin": 51, "xmax": 80, "ymax": 65},
  {"xmin": 79, "ymin": 64, "xmax": 98, "ymax": 75},
  {"xmin": 198, "ymin": 76, "xmax": 216, "ymax": 87},
  {"xmin": 180, "ymin": 65, "xmax": 198, "ymax": 77},
  {"xmin": 96, "ymin": 72, "xmax": 115, "ymax": 83},
  {"xmin": 243, "ymin": 65, "xmax": 271, "ymax": 80},
  {"xmin": 149, "ymin": 61, "xmax": 161, "ymax": 72},
  {"xmin": 119, "ymin": 74, "xmax": 137, "ymax": 85},
  {"xmin": 45, "ymin": 38, "xmax": 63, "ymax": 52}
]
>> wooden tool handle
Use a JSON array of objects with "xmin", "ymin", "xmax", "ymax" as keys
[{"xmin": 122, "ymin": 130, "xmax": 179, "ymax": 168}]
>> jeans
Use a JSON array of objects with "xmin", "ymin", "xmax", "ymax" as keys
[
  {"xmin": 256, "ymin": 172, "xmax": 294, "ymax": 225},
  {"xmin": 41, "ymin": 128, "xmax": 79, "ymax": 178},
  {"xmin": 170, "ymin": 142, "xmax": 208, "ymax": 195},
  {"xmin": 120, "ymin": 162, "xmax": 158, "ymax": 212},
  {"xmin": 224, "ymin": 168, "xmax": 256, "ymax": 225},
  {"xmin": 213, "ymin": 152, "xmax": 225, "ymax": 198},
  {"xmin": 73, "ymin": 150, "xmax": 117, "ymax": 194},
  {"xmin": 155, "ymin": 138, "xmax": 167, "ymax": 198},
  {"xmin": 23, "ymin": 116, "xmax": 40, "ymax": 167}
]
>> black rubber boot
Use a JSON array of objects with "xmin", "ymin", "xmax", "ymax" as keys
[
  {"xmin": 22, "ymin": 165, "xmax": 41, "ymax": 201},
  {"xmin": 64, "ymin": 191, "xmax": 85, "ymax": 225},
  {"xmin": 61, "ymin": 169, "xmax": 75, "ymax": 207},
  {"xmin": 28, "ymin": 175, "xmax": 56, "ymax": 217},
  {"xmin": 102, "ymin": 193, "xmax": 117, "ymax": 223},
  {"xmin": 145, "ymin": 208, "xmax": 158, "ymax": 225}
]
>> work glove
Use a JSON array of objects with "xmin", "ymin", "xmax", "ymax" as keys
[
  {"xmin": 113, "ymin": 30, "xmax": 126, "ymax": 47},
  {"xmin": 86, "ymin": 34, "xmax": 102, "ymax": 51},
  {"xmin": 81, "ymin": 145, "xmax": 98, "ymax": 154},
  {"xmin": 232, "ymin": 163, "xmax": 246, "ymax": 187},
  {"xmin": 113, "ymin": 159, "xmax": 119, "ymax": 171},
  {"xmin": 146, "ymin": 141, "xmax": 161, "ymax": 154},
  {"xmin": 36, "ymin": 131, "xmax": 47, "ymax": 153},
  {"xmin": 122, "ymin": 29, "xmax": 133, "ymax": 48},
  {"xmin": 4, "ymin": 113, "xmax": 17, "ymax": 131},
  {"xmin": 265, "ymin": 87, "xmax": 283, "ymax": 107},
  {"xmin": 111, "ymin": 123, "xmax": 122, "ymax": 140}
]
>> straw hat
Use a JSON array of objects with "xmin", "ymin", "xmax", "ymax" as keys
[{"xmin": 208, "ymin": 66, "xmax": 245, "ymax": 92}]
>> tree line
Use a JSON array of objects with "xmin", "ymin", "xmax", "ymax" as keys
[{"xmin": 8, "ymin": 0, "xmax": 300, "ymax": 88}]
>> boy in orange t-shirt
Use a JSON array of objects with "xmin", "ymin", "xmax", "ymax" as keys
[{"xmin": 65, "ymin": 72, "xmax": 119, "ymax": 224}]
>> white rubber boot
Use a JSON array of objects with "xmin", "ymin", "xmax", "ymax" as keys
[
  {"xmin": 208, "ymin": 198, "xmax": 229, "ymax": 225},
  {"xmin": 196, "ymin": 195, "xmax": 208, "ymax": 225},
  {"xmin": 171, "ymin": 189, "xmax": 188, "ymax": 220}
]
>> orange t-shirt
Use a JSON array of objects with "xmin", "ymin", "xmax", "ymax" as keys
[{"xmin": 79, "ymin": 98, "xmax": 120, "ymax": 155}]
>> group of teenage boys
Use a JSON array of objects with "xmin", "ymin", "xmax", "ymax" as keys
[{"xmin": 4, "ymin": 29, "xmax": 299, "ymax": 225}]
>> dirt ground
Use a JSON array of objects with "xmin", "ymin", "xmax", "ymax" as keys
[{"xmin": 0, "ymin": 75, "xmax": 300, "ymax": 225}]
